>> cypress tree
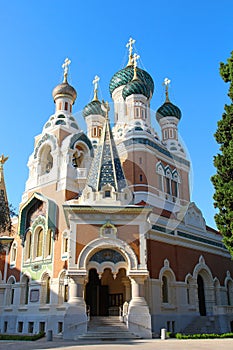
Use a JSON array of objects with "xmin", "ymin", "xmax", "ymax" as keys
[{"xmin": 212, "ymin": 51, "xmax": 233, "ymax": 257}]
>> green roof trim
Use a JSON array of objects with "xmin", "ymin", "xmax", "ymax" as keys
[{"xmin": 18, "ymin": 192, "xmax": 57, "ymax": 243}]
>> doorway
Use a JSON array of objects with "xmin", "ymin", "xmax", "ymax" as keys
[
  {"xmin": 197, "ymin": 274, "xmax": 206, "ymax": 316},
  {"xmin": 85, "ymin": 268, "xmax": 127, "ymax": 316}
]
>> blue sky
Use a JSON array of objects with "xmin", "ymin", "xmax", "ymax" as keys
[{"xmin": 0, "ymin": 0, "xmax": 233, "ymax": 229}]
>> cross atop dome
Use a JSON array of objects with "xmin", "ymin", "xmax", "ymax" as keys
[
  {"xmin": 126, "ymin": 37, "xmax": 136, "ymax": 66},
  {"xmin": 0, "ymin": 155, "xmax": 8, "ymax": 167},
  {"xmin": 132, "ymin": 53, "xmax": 140, "ymax": 80},
  {"xmin": 62, "ymin": 57, "xmax": 71, "ymax": 83},
  {"xmin": 92, "ymin": 75, "xmax": 100, "ymax": 101},
  {"xmin": 163, "ymin": 77, "xmax": 171, "ymax": 102}
]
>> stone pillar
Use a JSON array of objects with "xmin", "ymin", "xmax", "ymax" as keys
[
  {"xmin": 122, "ymin": 277, "xmax": 131, "ymax": 302},
  {"xmin": 63, "ymin": 274, "xmax": 87, "ymax": 340},
  {"xmin": 127, "ymin": 275, "xmax": 152, "ymax": 338}
]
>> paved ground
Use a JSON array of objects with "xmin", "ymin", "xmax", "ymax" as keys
[{"xmin": 0, "ymin": 338, "xmax": 232, "ymax": 350}]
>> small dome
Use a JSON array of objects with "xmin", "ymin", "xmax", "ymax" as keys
[
  {"xmin": 82, "ymin": 100, "xmax": 105, "ymax": 118},
  {"xmin": 52, "ymin": 82, "xmax": 77, "ymax": 103},
  {"xmin": 109, "ymin": 65, "xmax": 154, "ymax": 98},
  {"xmin": 156, "ymin": 101, "xmax": 182, "ymax": 122},
  {"xmin": 122, "ymin": 78, "xmax": 151, "ymax": 99}
]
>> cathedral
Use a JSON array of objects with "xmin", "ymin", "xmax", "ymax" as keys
[{"xmin": 0, "ymin": 38, "xmax": 233, "ymax": 339}]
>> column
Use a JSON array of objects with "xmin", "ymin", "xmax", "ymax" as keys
[
  {"xmin": 63, "ymin": 274, "xmax": 87, "ymax": 340},
  {"xmin": 127, "ymin": 275, "xmax": 152, "ymax": 338}
]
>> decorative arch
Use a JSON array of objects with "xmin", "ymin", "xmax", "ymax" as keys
[
  {"xmin": 34, "ymin": 133, "xmax": 57, "ymax": 159},
  {"xmin": 192, "ymin": 255, "xmax": 214, "ymax": 283},
  {"xmin": 77, "ymin": 237, "xmax": 138, "ymax": 271},
  {"xmin": 40, "ymin": 272, "xmax": 51, "ymax": 304},
  {"xmin": 159, "ymin": 259, "xmax": 176, "ymax": 306},
  {"xmin": 225, "ymin": 273, "xmax": 233, "ymax": 306},
  {"xmin": 20, "ymin": 274, "xmax": 30, "ymax": 305},
  {"xmin": 69, "ymin": 132, "xmax": 94, "ymax": 157}
]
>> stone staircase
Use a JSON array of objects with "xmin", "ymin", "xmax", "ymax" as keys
[
  {"xmin": 77, "ymin": 316, "xmax": 141, "ymax": 340},
  {"xmin": 182, "ymin": 316, "xmax": 221, "ymax": 334}
]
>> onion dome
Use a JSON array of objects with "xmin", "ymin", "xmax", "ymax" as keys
[
  {"xmin": 52, "ymin": 81, "xmax": 77, "ymax": 103},
  {"xmin": 156, "ymin": 78, "xmax": 181, "ymax": 121},
  {"xmin": 52, "ymin": 58, "xmax": 77, "ymax": 104},
  {"xmin": 82, "ymin": 75, "xmax": 105, "ymax": 118},
  {"xmin": 109, "ymin": 65, "xmax": 154, "ymax": 98},
  {"xmin": 83, "ymin": 100, "xmax": 105, "ymax": 118},
  {"xmin": 122, "ymin": 76, "xmax": 151, "ymax": 99},
  {"xmin": 156, "ymin": 101, "xmax": 181, "ymax": 122}
]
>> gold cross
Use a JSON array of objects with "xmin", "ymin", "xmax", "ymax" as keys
[
  {"xmin": 62, "ymin": 58, "xmax": 71, "ymax": 83},
  {"xmin": 0, "ymin": 154, "xmax": 8, "ymax": 166},
  {"xmin": 163, "ymin": 78, "xmax": 171, "ymax": 102},
  {"xmin": 126, "ymin": 37, "xmax": 135, "ymax": 66},
  {"xmin": 92, "ymin": 75, "xmax": 100, "ymax": 101}
]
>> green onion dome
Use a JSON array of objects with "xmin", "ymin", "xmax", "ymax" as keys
[
  {"xmin": 156, "ymin": 101, "xmax": 182, "ymax": 122},
  {"xmin": 122, "ymin": 78, "xmax": 151, "ymax": 99},
  {"xmin": 82, "ymin": 100, "xmax": 105, "ymax": 118},
  {"xmin": 52, "ymin": 82, "xmax": 77, "ymax": 103},
  {"xmin": 109, "ymin": 65, "xmax": 154, "ymax": 98}
]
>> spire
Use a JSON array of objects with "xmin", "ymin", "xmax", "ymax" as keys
[
  {"xmin": 62, "ymin": 57, "xmax": 71, "ymax": 83},
  {"xmin": 87, "ymin": 101, "xmax": 127, "ymax": 192},
  {"xmin": 0, "ymin": 155, "xmax": 11, "ymax": 236},
  {"xmin": 92, "ymin": 75, "xmax": 100, "ymax": 101},
  {"xmin": 163, "ymin": 77, "xmax": 171, "ymax": 102},
  {"xmin": 132, "ymin": 53, "xmax": 140, "ymax": 80},
  {"xmin": 126, "ymin": 37, "xmax": 135, "ymax": 66}
]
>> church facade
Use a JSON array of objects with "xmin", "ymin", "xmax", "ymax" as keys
[{"xmin": 0, "ymin": 39, "xmax": 233, "ymax": 339}]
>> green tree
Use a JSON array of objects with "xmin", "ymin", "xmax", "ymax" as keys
[{"xmin": 212, "ymin": 51, "xmax": 233, "ymax": 257}]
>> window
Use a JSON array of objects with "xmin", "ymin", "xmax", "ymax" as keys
[
  {"xmin": 58, "ymin": 322, "xmax": 63, "ymax": 333},
  {"xmin": 39, "ymin": 145, "xmax": 53, "ymax": 175},
  {"xmin": 58, "ymin": 102, "xmax": 62, "ymax": 110},
  {"xmin": 20, "ymin": 275, "xmax": 30, "ymax": 305},
  {"xmin": 46, "ymin": 277, "xmax": 51, "ymax": 304},
  {"xmin": 169, "ymin": 129, "xmax": 173, "ymax": 138},
  {"xmin": 62, "ymin": 232, "xmax": 68, "ymax": 258},
  {"xmin": 162, "ymin": 276, "xmax": 168, "ymax": 303},
  {"xmin": 98, "ymin": 128, "xmax": 102, "ymax": 137},
  {"xmin": 65, "ymin": 102, "xmax": 68, "ymax": 111},
  {"xmin": 45, "ymin": 230, "xmax": 52, "ymax": 257},
  {"xmin": 104, "ymin": 190, "xmax": 111, "ymax": 198},
  {"xmin": 93, "ymin": 127, "xmax": 97, "ymax": 137},
  {"xmin": 39, "ymin": 322, "xmax": 45, "ymax": 333},
  {"xmin": 171, "ymin": 179, "xmax": 178, "ymax": 197},
  {"xmin": 4, "ymin": 321, "xmax": 8, "ymax": 333},
  {"xmin": 25, "ymin": 231, "xmax": 31, "ymax": 260},
  {"xmin": 28, "ymin": 322, "xmax": 34, "ymax": 334},
  {"xmin": 36, "ymin": 228, "xmax": 43, "ymax": 258},
  {"xmin": 41, "ymin": 274, "xmax": 51, "ymax": 304},
  {"xmin": 58, "ymin": 271, "xmax": 68, "ymax": 304},
  {"xmin": 135, "ymin": 107, "xmax": 140, "ymax": 118},
  {"xmin": 163, "ymin": 130, "xmax": 168, "ymax": 140},
  {"xmin": 227, "ymin": 280, "xmax": 233, "ymax": 306},
  {"xmin": 70, "ymin": 104, "xmax": 72, "ymax": 112},
  {"xmin": 187, "ymin": 280, "xmax": 190, "ymax": 304},
  {"xmin": 139, "ymin": 174, "xmax": 143, "ymax": 182},
  {"xmin": 18, "ymin": 322, "xmax": 23, "ymax": 333},
  {"xmin": 165, "ymin": 177, "xmax": 171, "ymax": 194},
  {"xmin": 7, "ymin": 277, "xmax": 15, "ymax": 305},
  {"xmin": 10, "ymin": 242, "xmax": 17, "ymax": 265}
]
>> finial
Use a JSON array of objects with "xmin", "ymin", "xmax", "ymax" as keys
[
  {"xmin": 126, "ymin": 37, "xmax": 135, "ymax": 66},
  {"xmin": 92, "ymin": 75, "xmax": 100, "ymax": 101},
  {"xmin": 132, "ymin": 53, "xmax": 140, "ymax": 80},
  {"xmin": 101, "ymin": 100, "xmax": 110, "ymax": 119},
  {"xmin": 0, "ymin": 155, "xmax": 8, "ymax": 168},
  {"xmin": 163, "ymin": 77, "xmax": 171, "ymax": 102},
  {"xmin": 62, "ymin": 58, "xmax": 71, "ymax": 83}
]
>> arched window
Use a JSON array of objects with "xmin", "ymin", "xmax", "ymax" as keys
[
  {"xmin": 39, "ymin": 145, "xmax": 53, "ymax": 175},
  {"xmin": 41, "ymin": 274, "xmax": 51, "ymax": 304},
  {"xmin": 58, "ymin": 271, "xmax": 68, "ymax": 304},
  {"xmin": 10, "ymin": 242, "xmax": 17, "ymax": 266},
  {"xmin": 6, "ymin": 277, "xmax": 15, "ymax": 305},
  {"xmin": 20, "ymin": 275, "xmax": 30, "ymax": 305},
  {"xmin": 62, "ymin": 232, "xmax": 68, "ymax": 259},
  {"xmin": 227, "ymin": 280, "xmax": 233, "ymax": 306},
  {"xmin": 45, "ymin": 230, "xmax": 52, "ymax": 257},
  {"xmin": 162, "ymin": 276, "xmax": 168, "ymax": 303},
  {"xmin": 25, "ymin": 231, "xmax": 32, "ymax": 261},
  {"xmin": 35, "ymin": 228, "xmax": 44, "ymax": 258}
]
